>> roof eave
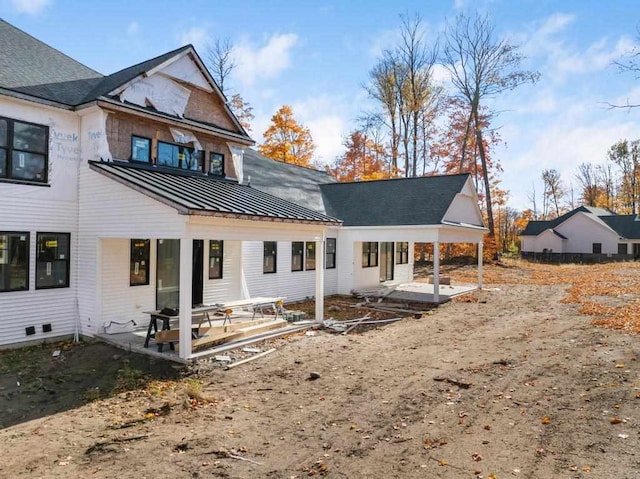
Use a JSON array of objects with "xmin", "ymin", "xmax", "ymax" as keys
[
  {"xmin": 0, "ymin": 87, "xmax": 74, "ymax": 110},
  {"xmin": 187, "ymin": 209, "xmax": 342, "ymax": 226}
]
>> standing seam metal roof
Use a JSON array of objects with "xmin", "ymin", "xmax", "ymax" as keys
[{"xmin": 89, "ymin": 161, "xmax": 342, "ymax": 224}]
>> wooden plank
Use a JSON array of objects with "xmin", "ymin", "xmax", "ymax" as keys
[
  {"xmin": 191, "ymin": 320, "xmax": 289, "ymax": 351},
  {"xmin": 154, "ymin": 318, "xmax": 273, "ymax": 344}
]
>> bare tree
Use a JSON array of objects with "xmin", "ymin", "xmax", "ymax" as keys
[
  {"xmin": 541, "ymin": 169, "xmax": 565, "ymax": 218},
  {"xmin": 608, "ymin": 139, "xmax": 640, "ymax": 214},
  {"xmin": 206, "ymin": 38, "xmax": 236, "ymax": 95},
  {"xmin": 442, "ymin": 12, "xmax": 540, "ymax": 236},
  {"xmin": 610, "ymin": 27, "xmax": 640, "ymax": 109},
  {"xmin": 575, "ymin": 163, "xmax": 600, "ymax": 206}
]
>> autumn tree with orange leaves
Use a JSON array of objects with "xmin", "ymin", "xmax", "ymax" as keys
[
  {"xmin": 328, "ymin": 129, "xmax": 390, "ymax": 182},
  {"xmin": 259, "ymin": 105, "xmax": 315, "ymax": 167}
]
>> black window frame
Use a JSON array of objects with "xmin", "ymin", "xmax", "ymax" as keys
[
  {"xmin": 263, "ymin": 241, "xmax": 277, "ymax": 274},
  {"xmin": 618, "ymin": 243, "xmax": 628, "ymax": 255},
  {"xmin": 305, "ymin": 242, "xmax": 316, "ymax": 271},
  {"xmin": 362, "ymin": 241, "xmax": 378, "ymax": 268},
  {"xmin": 130, "ymin": 239, "xmax": 150, "ymax": 286},
  {"xmin": 325, "ymin": 238, "xmax": 336, "ymax": 269},
  {"xmin": 291, "ymin": 241, "xmax": 304, "ymax": 272},
  {"xmin": 209, "ymin": 240, "xmax": 224, "ymax": 279},
  {"xmin": 0, "ymin": 231, "xmax": 30, "ymax": 292},
  {"xmin": 592, "ymin": 243, "xmax": 602, "ymax": 254},
  {"xmin": 209, "ymin": 152, "xmax": 225, "ymax": 176},
  {"xmin": 396, "ymin": 242, "xmax": 409, "ymax": 264},
  {"xmin": 131, "ymin": 135, "xmax": 152, "ymax": 163},
  {"xmin": 156, "ymin": 140, "xmax": 204, "ymax": 172},
  {"xmin": 0, "ymin": 116, "xmax": 49, "ymax": 185},
  {"xmin": 35, "ymin": 232, "xmax": 70, "ymax": 290}
]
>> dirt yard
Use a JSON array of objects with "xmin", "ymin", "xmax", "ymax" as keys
[{"xmin": 1, "ymin": 261, "xmax": 639, "ymax": 479}]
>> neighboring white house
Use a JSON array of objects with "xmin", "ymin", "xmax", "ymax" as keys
[
  {"xmin": 520, "ymin": 206, "xmax": 640, "ymax": 260},
  {"xmin": 0, "ymin": 20, "xmax": 486, "ymax": 359}
]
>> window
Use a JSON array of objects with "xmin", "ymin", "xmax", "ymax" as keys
[
  {"xmin": 157, "ymin": 141, "xmax": 203, "ymax": 172},
  {"xmin": 305, "ymin": 242, "xmax": 316, "ymax": 271},
  {"xmin": 325, "ymin": 238, "xmax": 336, "ymax": 269},
  {"xmin": 0, "ymin": 117, "xmax": 48, "ymax": 183},
  {"xmin": 618, "ymin": 243, "xmax": 628, "ymax": 255},
  {"xmin": 396, "ymin": 242, "xmax": 409, "ymax": 264},
  {"xmin": 291, "ymin": 242, "xmax": 303, "ymax": 271},
  {"xmin": 209, "ymin": 152, "xmax": 224, "ymax": 176},
  {"xmin": 131, "ymin": 136, "xmax": 151, "ymax": 163},
  {"xmin": 130, "ymin": 239, "xmax": 150, "ymax": 286},
  {"xmin": 362, "ymin": 242, "xmax": 378, "ymax": 268},
  {"xmin": 592, "ymin": 243, "xmax": 602, "ymax": 254},
  {"xmin": 0, "ymin": 232, "xmax": 29, "ymax": 292},
  {"xmin": 209, "ymin": 240, "xmax": 223, "ymax": 279},
  {"xmin": 264, "ymin": 241, "xmax": 277, "ymax": 273},
  {"xmin": 36, "ymin": 233, "xmax": 70, "ymax": 289}
]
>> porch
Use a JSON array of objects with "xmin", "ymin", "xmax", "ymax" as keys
[{"xmin": 353, "ymin": 281, "xmax": 478, "ymax": 304}]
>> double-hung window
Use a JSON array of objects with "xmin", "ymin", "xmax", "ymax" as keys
[
  {"xmin": 305, "ymin": 242, "xmax": 316, "ymax": 271},
  {"xmin": 0, "ymin": 117, "xmax": 49, "ymax": 183},
  {"xmin": 325, "ymin": 238, "xmax": 336, "ymax": 269},
  {"xmin": 36, "ymin": 233, "xmax": 70, "ymax": 289},
  {"xmin": 157, "ymin": 141, "xmax": 204, "ymax": 172},
  {"xmin": 209, "ymin": 240, "xmax": 224, "ymax": 279},
  {"xmin": 291, "ymin": 242, "xmax": 303, "ymax": 271},
  {"xmin": 130, "ymin": 239, "xmax": 150, "ymax": 286},
  {"xmin": 0, "ymin": 232, "xmax": 29, "ymax": 292},
  {"xmin": 264, "ymin": 241, "xmax": 277, "ymax": 274},
  {"xmin": 362, "ymin": 242, "xmax": 378, "ymax": 268},
  {"xmin": 396, "ymin": 242, "xmax": 409, "ymax": 264}
]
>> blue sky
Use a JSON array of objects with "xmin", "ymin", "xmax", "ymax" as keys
[{"xmin": 2, "ymin": 0, "xmax": 640, "ymax": 210}]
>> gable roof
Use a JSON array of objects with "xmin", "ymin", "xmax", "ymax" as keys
[
  {"xmin": 319, "ymin": 174, "xmax": 473, "ymax": 227},
  {"xmin": 0, "ymin": 19, "xmax": 101, "ymax": 89},
  {"xmin": 521, "ymin": 206, "xmax": 640, "ymax": 239},
  {"xmin": 242, "ymin": 148, "xmax": 337, "ymax": 214},
  {"xmin": 89, "ymin": 161, "xmax": 341, "ymax": 225}
]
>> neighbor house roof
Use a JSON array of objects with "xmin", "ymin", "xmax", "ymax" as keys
[
  {"xmin": 89, "ymin": 161, "xmax": 341, "ymax": 225},
  {"xmin": 319, "ymin": 174, "xmax": 473, "ymax": 227},
  {"xmin": 242, "ymin": 148, "xmax": 337, "ymax": 214},
  {"xmin": 0, "ymin": 19, "xmax": 101, "ymax": 89},
  {"xmin": 520, "ymin": 206, "xmax": 640, "ymax": 239}
]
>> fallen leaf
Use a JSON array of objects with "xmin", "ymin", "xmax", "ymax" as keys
[
  {"xmin": 439, "ymin": 460, "xmax": 448, "ymax": 466},
  {"xmin": 582, "ymin": 465, "xmax": 591, "ymax": 472},
  {"xmin": 472, "ymin": 453, "xmax": 482, "ymax": 462},
  {"xmin": 610, "ymin": 417, "xmax": 622, "ymax": 424},
  {"xmin": 541, "ymin": 416, "xmax": 551, "ymax": 425}
]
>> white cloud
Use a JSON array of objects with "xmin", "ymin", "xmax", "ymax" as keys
[
  {"xmin": 232, "ymin": 33, "xmax": 299, "ymax": 87},
  {"xmin": 10, "ymin": 0, "xmax": 50, "ymax": 15},
  {"xmin": 179, "ymin": 26, "xmax": 210, "ymax": 52},
  {"xmin": 127, "ymin": 21, "xmax": 139, "ymax": 36}
]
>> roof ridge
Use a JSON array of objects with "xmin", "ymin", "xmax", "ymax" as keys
[
  {"xmin": 102, "ymin": 44, "xmax": 192, "ymax": 82},
  {"xmin": 321, "ymin": 172, "xmax": 470, "ymax": 186},
  {"xmin": 245, "ymin": 149, "xmax": 335, "ymax": 176}
]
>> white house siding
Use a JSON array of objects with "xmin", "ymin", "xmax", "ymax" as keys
[
  {"xmin": 202, "ymin": 240, "xmax": 242, "ymax": 305},
  {"xmin": 78, "ymin": 166, "xmax": 188, "ymax": 336},
  {"xmin": 0, "ymin": 98, "xmax": 81, "ymax": 346},
  {"xmin": 555, "ymin": 213, "xmax": 620, "ymax": 254},
  {"xmin": 242, "ymin": 241, "xmax": 339, "ymax": 302},
  {"xmin": 530, "ymin": 229, "xmax": 565, "ymax": 253}
]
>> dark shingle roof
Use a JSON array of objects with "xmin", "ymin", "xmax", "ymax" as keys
[
  {"xmin": 89, "ymin": 161, "xmax": 341, "ymax": 225},
  {"xmin": 0, "ymin": 19, "xmax": 101, "ymax": 88},
  {"xmin": 520, "ymin": 206, "xmax": 640, "ymax": 239},
  {"xmin": 242, "ymin": 149, "xmax": 337, "ymax": 214},
  {"xmin": 600, "ymin": 215, "xmax": 640, "ymax": 239},
  {"xmin": 319, "ymin": 174, "xmax": 473, "ymax": 227},
  {"xmin": 6, "ymin": 44, "xmax": 192, "ymax": 106}
]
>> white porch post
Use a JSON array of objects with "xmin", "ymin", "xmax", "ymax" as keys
[
  {"xmin": 179, "ymin": 238, "xmax": 193, "ymax": 360},
  {"xmin": 433, "ymin": 241, "xmax": 440, "ymax": 303},
  {"xmin": 478, "ymin": 240, "xmax": 483, "ymax": 290},
  {"xmin": 315, "ymin": 238, "xmax": 325, "ymax": 321}
]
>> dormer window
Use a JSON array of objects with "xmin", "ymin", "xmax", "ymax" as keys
[
  {"xmin": 0, "ymin": 117, "xmax": 48, "ymax": 184},
  {"xmin": 209, "ymin": 152, "xmax": 224, "ymax": 176},
  {"xmin": 157, "ymin": 140, "xmax": 203, "ymax": 172}
]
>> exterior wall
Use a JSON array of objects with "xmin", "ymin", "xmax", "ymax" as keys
[
  {"xmin": 183, "ymin": 87, "xmax": 237, "ymax": 132},
  {"xmin": 202, "ymin": 240, "xmax": 243, "ymax": 305},
  {"xmin": 533, "ymin": 230, "xmax": 565, "ymax": 253},
  {"xmin": 104, "ymin": 110, "xmax": 236, "ymax": 179},
  {"xmin": 555, "ymin": 213, "xmax": 620, "ymax": 254},
  {"xmin": 242, "ymin": 240, "xmax": 339, "ymax": 302},
  {"xmin": 0, "ymin": 97, "xmax": 81, "ymax": 346}
]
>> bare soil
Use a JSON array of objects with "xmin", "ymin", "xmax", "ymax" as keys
[{"xmin": 1, "ymin": 262, "xmax": 639, "ymax": 479}]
